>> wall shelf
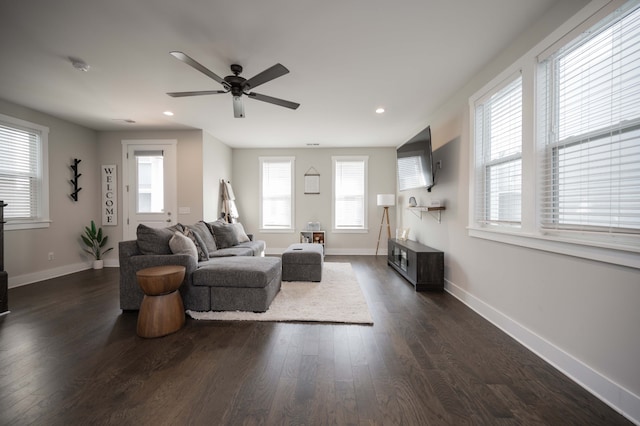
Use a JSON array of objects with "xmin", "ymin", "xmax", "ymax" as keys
[{"xmin": 407, "ymin": 206, "xmax": 446, "ymax": 223}]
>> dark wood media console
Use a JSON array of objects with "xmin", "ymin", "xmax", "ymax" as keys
[
  {"xmin": 1, "ymin": 201, "xmax": 7, "ymax": 314},
  {"xmin": 387, "ymin": 238, "xmax": 444, "ymax": 291}
]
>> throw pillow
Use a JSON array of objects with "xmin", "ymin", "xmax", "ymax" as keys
[
  {"xmin": 206, "ymin": 219, "xmax": 238, "ymax": 249},
  {"xmin": 189, "ymin": 221, "xmax": 218, "ymax": 254},
  {"xmin": 136, "ymin": 223, "xmax": 184, "ymax": 255},
  {"xmin": 232, "ymin": 222, "xmax": 250, "ymax": 243},
  {"xmin": 168, "ymin": 231, "xmax": 198, "ymax": 260},
  {"xmin": 183, "ymin": 227, "xmax": 208, "ymax": 261}
]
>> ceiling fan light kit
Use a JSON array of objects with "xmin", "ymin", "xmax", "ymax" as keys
[{"xmin": 167, "ymin": 51, "xmax": 300, "ymax": 118}]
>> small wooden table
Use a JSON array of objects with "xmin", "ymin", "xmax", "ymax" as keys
[{"xmin": 136, "ymin": 265, "xmax": 186, "ymax": 338}]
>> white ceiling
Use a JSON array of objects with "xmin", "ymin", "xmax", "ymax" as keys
[{"xmin": 0, "ymin": 0, "xmax": 558, "ymax": 148}]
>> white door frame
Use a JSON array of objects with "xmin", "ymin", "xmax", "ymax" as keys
[{"xmin": 121, "ymin": 139, "xmax": 178, "ymax": 240}]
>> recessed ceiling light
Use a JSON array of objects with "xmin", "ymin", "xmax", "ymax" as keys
[
  {"xmin": 163, "ymin": 111, "xmax": 174, "ymax": 116},
  {"xmin": 375, "ymin": 107, "xmax": 385, "ymax": 114}
]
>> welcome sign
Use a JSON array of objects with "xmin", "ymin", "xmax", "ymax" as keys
[{"xmin": 102, "ymin": 165, "xmax": 117, "ymax": 226}]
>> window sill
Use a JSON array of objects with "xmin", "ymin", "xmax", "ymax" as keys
[
  {"xmin": 333, "ymin": 228, "xmax": 368, "ymax": 234},
  {"xmin": 6, "ymin": 220, "xmax": 51, "ymax": 231},
  {"xmin": 468, "ymin": 227, "xmax": 640, "ymax": 270},
  {"xmin": 259, "ymin": 228, "xmax": 295, "ymax": 234}
]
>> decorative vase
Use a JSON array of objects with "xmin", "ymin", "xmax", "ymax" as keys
[{"xmin": 93, "ymin": 259, "xmax": 104, "ymax": 270}]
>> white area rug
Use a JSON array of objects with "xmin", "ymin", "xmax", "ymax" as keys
[{"xmin": 186, "ymin": 262, "xmax": 373, "ymax": 325}]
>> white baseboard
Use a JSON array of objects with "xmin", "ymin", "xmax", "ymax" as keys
[
  {"xmin": 6, "ymin": 249, "xmax": 386, "ymax": 288},
  {"xmin": 445, "ymin": 278, "xmax": 640, "ymax": 425},
  {"xmin": 326, "ymin": 248, "xmax": 387, "ymax": 256},
  {"xmin": 8, "ymin": 260, "xmax": 119, "ymax": 289},
  {"xmin": 265, "ymin": 247, "xmax": 388, "ymax": 256}
]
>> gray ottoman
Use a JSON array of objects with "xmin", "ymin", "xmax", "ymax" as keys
[
  {"xmin": 192, "ymin": 257, "xmax": 282, "ymax": 312},
  {"xmin": 282, "ymin": 243, "xmax": 323, "ymax": 282}
]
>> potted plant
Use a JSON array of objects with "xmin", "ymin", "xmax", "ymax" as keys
[{"xmin": 82, "ymin": 220, "xmax": 113, "ymax": 269}]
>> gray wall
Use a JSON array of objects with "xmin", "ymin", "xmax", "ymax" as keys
[
  {"xmin": 232, "ymin": 147, "xmax": 396, "ymax": 254},
  {"xmin": 1, "ymin": 98, "xmax": 100, "ymax": 286},
  {"xmin": 2, "ymin": 0, "xmax": 637, "ymax": 419},
  {"xmin": 97, "ymin": 129, "xmax": 232, "ymax": 261},
  {"xmin": 203, "ymin": 131, "xmax": 233, "ymax": 222},
  {"xmin": 397, "ymin": 0, "xmax": 640, "ymax": 420},
  {"xmin": 3, "ymin": 120, "xmax": 233, "ymax": 283}
]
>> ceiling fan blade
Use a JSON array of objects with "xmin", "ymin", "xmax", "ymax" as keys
[
  {"xmin": 248, "ymin": 92, "xmax": 300, "ymax": 110},
  {"xmin": 170, "ymin": 51, "xmax": 230, "ymax": 89},
  {"xmin": 243, "ymin": 63, "xmax": 289, "ymax": 90},
  {"xmin": 233, "ymin": 96, "xmax": 245, "ymax": 118},
  {"xmin": 166, "ymin": 90, "xmax": 227, "ymax": 97}
]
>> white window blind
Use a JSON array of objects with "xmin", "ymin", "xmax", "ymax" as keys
[
  {"xmin": 260, "ymin": 157, "xmax": 293, "ymax": 229},
  {"xmin": 474, "ymin": 74, "xmax": 523, "ymax": 226},
  {"xmin": 538, "ymin": 2, "xmax": 640, "ymax": 234},
  {"xmin": 333, "ymin": 157, "xmax": 367, "ymax": 229},
  {"xmin": 0, "ymin": 115, "xmax": 49, "ymax": 227}
]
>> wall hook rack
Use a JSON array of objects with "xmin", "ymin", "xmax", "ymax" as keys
[{"xmin": 70, "ymin": 158, "xmax": 82, "ymax": 201}]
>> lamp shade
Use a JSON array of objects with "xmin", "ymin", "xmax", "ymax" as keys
[{"xmin": 377, "ymin": 194, "xmax": 395, "ymax": 207}]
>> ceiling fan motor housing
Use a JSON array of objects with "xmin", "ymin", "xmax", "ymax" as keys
[{"xmin": 224, "ymin": 64, "xmax": 248, "ymax": 96}]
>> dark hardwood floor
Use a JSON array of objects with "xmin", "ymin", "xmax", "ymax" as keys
[{"xmin": 0, "ymin": 256, "xmax": 631, "ymax": 425}]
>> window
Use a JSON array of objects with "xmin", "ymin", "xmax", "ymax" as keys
[
  {"xmin": 259, "ymin": 157, "xmax": 294, "ymax": 231},
  {"xmin": 473, "ymin": 74, "xmax": 523, "ymax": 226},
  {"xmin": 538, "ymin": 2, "xmax": 640, "ymax": 234},
  {"xmin": 333, "ymin": 156, "xmax": 368, "ymax": 231},
  {"xmin": 0, "ymin": 113, "xmax": 49, "ymax": 230},
  {"xmin": 469, "ymin": 0, "xmax": 640, "ymax": 267},
  {"xmin": 135, "ymin": 151, "xmax": 164, "ymax": 213}
]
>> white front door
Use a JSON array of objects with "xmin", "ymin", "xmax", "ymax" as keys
[{"xmin": 122, "ymin": 140, "xmax": 178, "ymax": 240}]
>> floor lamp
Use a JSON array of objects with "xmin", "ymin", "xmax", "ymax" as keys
[{"xmin": 375, "ymin": 194, "xmax": 395, "ymax": 255}]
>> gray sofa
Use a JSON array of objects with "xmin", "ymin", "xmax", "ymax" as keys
[{"xmin": 119, "ymin": 220, "xmax": 281, "ymax": 312}]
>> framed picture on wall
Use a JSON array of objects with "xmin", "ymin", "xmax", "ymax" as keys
[{"xmin": 304, "ymin": 167, "xmax": 320, "ymax": 194}]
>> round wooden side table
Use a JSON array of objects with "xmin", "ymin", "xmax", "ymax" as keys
[{"xmin": 136, "ymin": 265, "xmax": 186, "ymax": 338}]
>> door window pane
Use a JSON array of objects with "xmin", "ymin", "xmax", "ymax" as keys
[{"xmin": 136, "ymin": 155, "xmax": 164, "ymax": 213}]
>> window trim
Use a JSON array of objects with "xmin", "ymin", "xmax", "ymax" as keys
[
  {"xmin": 332, "ymin": 155, "xmax": 368, "ymax": 233},
  {"xmin": 472, "ymin": 71, "xmax": 524, "ymax": 227},
  {"xmin": 0, "ymin": 113, "xmax": 50, "ymax": 231},
  {"xmin": 468, "ymin": 0, "xmax": 640, "ymax": 269},
  {"xmin": 258, "ymin": 156, "xmax": 295, "ymax": 232}
]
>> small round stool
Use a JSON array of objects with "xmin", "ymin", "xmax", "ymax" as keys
[{"xmin": 136, "ymin": 265, "xmax": 186, "ymax": 338}]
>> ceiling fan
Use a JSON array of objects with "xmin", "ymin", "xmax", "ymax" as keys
[{"xmin": 167, "ymin": 51, "xmax": 300, "ymax": 118}]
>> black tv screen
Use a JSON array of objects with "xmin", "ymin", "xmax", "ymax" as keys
[{"xmin": 396, "ymin": 126, "xmax": 434, "ymax": 192}]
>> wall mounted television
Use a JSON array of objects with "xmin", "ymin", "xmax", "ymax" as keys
[{"xmin": 396, "ymin": 126, "xmax": 435, "ymax": 192}]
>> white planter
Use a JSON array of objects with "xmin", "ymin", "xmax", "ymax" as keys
[{"xmin": 93, "ymin": 259, "xmax": 104, "ymax": 270}]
